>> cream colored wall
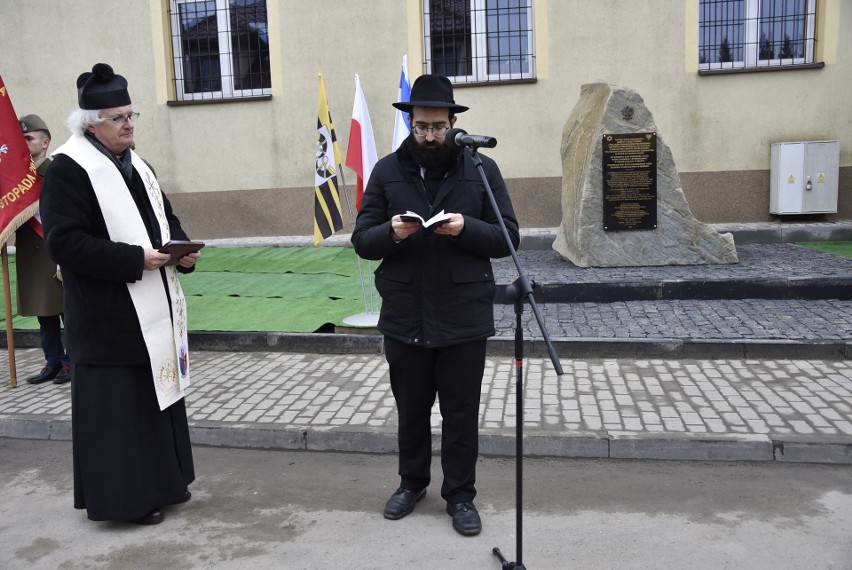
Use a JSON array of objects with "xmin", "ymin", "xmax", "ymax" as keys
[
  {"xmin": 0, "ymin": 0, "xmax": 848, "ymax": 220},
  {"xmin": 0, "ymin": 1, "xmax": 160, "ymax": 152}
]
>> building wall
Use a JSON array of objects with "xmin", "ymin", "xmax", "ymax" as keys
[{"xmin": 1, "ymin": 0, "xmax": 849, "ymax": 239}]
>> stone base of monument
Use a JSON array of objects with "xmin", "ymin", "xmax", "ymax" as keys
[{"xmin": 553, "ymin": 83, "xmax": 738, "ymax": 267}]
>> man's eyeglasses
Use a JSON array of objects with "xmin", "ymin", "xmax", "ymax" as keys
[
  {"xmin": 412, "ymin": 124, "xmax": 449, "ymax": 137},
  {"xmin": 103, "ymin": 112, "xmax": 140, "ymax": 126}
]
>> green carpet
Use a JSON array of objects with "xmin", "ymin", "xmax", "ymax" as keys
[
  {"xmin": 197, "ymin": 246, "xmax": 360, "ymax": 276},
  {"xmin": 797, "ymin": 241, "xmax": 852, "ymax": 259},
  {"xmin": 1, "ymin": 246, "xmax": 381, "ymax": 333}
]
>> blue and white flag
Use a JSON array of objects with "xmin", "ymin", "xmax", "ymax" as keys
[{"xmin": 391, "ymin": 54, "xmax": 411, "ymax": 151}]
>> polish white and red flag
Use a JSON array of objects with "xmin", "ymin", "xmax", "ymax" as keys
[{"xmin": 345, "ymin": 74, "xmax": 378, "ymax": 212}]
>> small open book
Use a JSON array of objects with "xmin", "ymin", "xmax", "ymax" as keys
[{"xmin": 399, "ymin": 210, "xmax": 452, "ymax": 228}]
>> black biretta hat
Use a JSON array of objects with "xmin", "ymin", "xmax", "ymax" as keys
[
  {"xmin": 392, "ymin": 74, "xmax": 468, "ymax": 113},
  {"xmin": 76, "ymin": 63, "xmax": 131, "ymax": 110}
]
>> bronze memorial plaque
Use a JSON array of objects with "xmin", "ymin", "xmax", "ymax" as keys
[{"xmin": 602, "ymin": 132, "xmax": 657, "ymax": 231}]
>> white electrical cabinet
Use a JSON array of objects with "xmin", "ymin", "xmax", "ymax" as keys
[{"xmin": 770, "ymin": 141, "xmax": 840, "ymax": 215}]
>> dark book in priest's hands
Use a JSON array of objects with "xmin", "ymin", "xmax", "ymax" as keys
[
  {"xmin": 158, "ymin": 240, "xmax": 205, "ymax": 265},
  {"xmin": 399, "ymin": 210, "xmax": 452, "ymax": 228}
]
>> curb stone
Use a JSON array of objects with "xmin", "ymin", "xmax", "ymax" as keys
[{"xmin": 3, "ymin": 416, "xmax": 852, "ymax": 465}]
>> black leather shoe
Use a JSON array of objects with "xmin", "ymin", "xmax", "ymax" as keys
[
  {"xmin": 447, "ymin": 502, "xmax": 481, "ymax": 536},
  {"xmin": 383, "ymin": 487, "xmax": 426, "ymax": 520},
  {"xmin": 174, "ymin": 490, "xmax": 191, "ymax": 504},
  {"xmin": 130, "ymin": 509, "xmax": 164, "ymax": 525},
  {"xmin": 27, "ymin": 364, "xmax": 60, "ymax": 384},
  {"xmin": 53, "ymin": 365, "xmax": 71, "ymax": 384}
]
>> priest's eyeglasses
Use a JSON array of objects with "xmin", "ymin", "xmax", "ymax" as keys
[
  {"xmin": 412, "ymin": 123, "xmax": 449, "ymax": 137},
  {"xmin": 103, "ymin": 112, "xmax": 140, "ymax": 126}
]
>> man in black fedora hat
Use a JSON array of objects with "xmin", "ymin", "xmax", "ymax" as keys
[{"xmin": 352, "ymin": 74, "xmax": 519, "ymax": 536}]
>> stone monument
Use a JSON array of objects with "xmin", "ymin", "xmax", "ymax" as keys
[{"xmin": 553, "ymin": 83, "xmax": 738, "ymax": 267}]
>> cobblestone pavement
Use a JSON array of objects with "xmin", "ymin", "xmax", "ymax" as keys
[
  {"xmin": 497, "ymin": 298, "xmax": 852, "ymax": 341},
  {"xmin": 3, "ymin": 347, "xmax": 851, "ymax": 464}
]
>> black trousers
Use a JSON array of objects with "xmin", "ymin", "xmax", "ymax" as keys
[
  {"xmin": 384, "ymin": 336, "xmax": 486, "ymax": 504},
  {"xmin": 37, "ymin": 315, "xmax": 68, "ymax": 368}
]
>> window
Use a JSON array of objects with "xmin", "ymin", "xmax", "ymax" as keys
[
  {"xmin": 169, "ymin": 0, "xmax": 271, "ymax": 101},
  {"xmin": 423, "ymin": 0, "xmax": 535, "ymax": 84},
  {"xmin": 699, "ymin": 0, "xmax": 816, "ymax": 71}
]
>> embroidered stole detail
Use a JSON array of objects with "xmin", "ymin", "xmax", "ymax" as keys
[{"xmin": 55, "ymin": 134, "xmax": 190, "ymax": 410}]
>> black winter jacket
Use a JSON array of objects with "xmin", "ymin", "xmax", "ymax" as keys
[
  {"xmin": 351, "ymin": 140, "xmax": 519, "ymax": 348},
  {"xmin": 40, "ymin": 153, "xmax": 192, "ymax": 365}
]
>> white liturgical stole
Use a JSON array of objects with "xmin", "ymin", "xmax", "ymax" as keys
[{"xmin": 54, "ymin": 133, "xmax": 190, "ymax": 410}]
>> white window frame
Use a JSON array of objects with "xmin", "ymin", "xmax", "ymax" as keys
[
  {"xmin": 423, "ymin": 0, "xmax": 536, "ymax": 84},
  {"xmin": 699, "ymin": 0, "xmax": 816, "ymax": 71},
  {"xmin": 170, "ymin": 0, "xmax": 271, "ymax": 101}
]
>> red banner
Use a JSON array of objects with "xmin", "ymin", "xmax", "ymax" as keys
[{"xmin": 0, "ymin": 75, "xmax": 41, "ymax": 246}]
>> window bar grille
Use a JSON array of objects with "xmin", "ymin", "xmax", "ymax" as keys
[
  {"xmin": 699, "ymin": 0, "xmax": 815, "ymax": 70},
  {"xmin": 424, "ymin": 0, "xmax": 535, "ymax": 84},
  {"xmin": 169, "ymin": 1, "xmax": 271, "ymax": 102}
]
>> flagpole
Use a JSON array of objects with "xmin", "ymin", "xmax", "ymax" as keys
[
  {"xmin": 2, "ymin": 245, "xmax": 17, "ymax": 387},
  {"xmin": 336, "ymin": 167, "xmax": 372, "ymax": 315},
  {"xmin": 337, "ymin": 165, "xmax": 356, "ymax": 232}
]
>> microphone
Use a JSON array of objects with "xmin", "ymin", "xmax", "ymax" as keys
[{"xmin": 446, "ymin": 128, "xmax": 497, "ymax": 150}]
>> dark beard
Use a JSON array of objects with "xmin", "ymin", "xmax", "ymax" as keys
[{"xmin": 405, "ymin": 135, "xmax": 457, "ymax": 173}]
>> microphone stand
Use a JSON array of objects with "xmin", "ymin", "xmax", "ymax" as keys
[{"xmin": 460, "ymin": 145, "xmax": 564, "ymax": 570}]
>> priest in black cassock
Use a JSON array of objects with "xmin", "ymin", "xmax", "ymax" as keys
[{"xmin": 41, "ymin": 63, "xmax": 199, "ymax": 525}]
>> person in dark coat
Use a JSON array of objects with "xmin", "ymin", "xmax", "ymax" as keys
[
  {"xmin": 351, "ymin": 74, "xmax": 519, "ymax": 536},
  {"xmin": 40, "ymin": 63, "xmax": 199, "ymax": 525},
  {"xmin": 16, "ymin": 115, "xmax": 71, "ymax": 384}
]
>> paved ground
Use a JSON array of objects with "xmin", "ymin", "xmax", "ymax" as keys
[
  {"xmin": 1, "ymin": 228, "xmax": 851, "ymax": 464},
  {"xmin": 3, "ymin": 347, "xmax": 851, "ymax": 464},
  {"xmin": 4, "ymin": 439, "xmax": 852, "ymax": 569}
]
